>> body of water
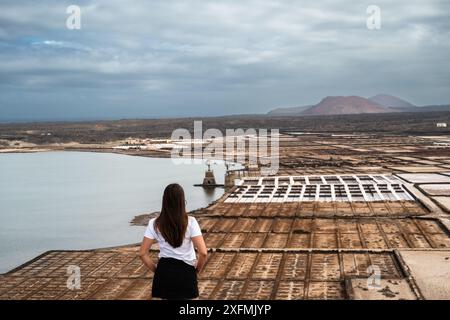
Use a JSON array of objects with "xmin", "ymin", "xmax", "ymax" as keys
[{"xmin": 0, "ymin": 151, "xmax": 228, "ymax": 273}]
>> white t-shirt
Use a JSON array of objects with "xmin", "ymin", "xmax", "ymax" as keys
[{"xmin": 144, "ymin": 216, "xmax": 202, "ymax": 266}]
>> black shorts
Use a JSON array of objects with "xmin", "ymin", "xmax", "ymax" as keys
[{"xmin": 152, "ymin": 257, "xmax": 199, "ymax": 300}]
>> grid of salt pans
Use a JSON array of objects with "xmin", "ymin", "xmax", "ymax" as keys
[{"xmin": 225, "ymin": 175, "xmax": 414, "ymax": 203}]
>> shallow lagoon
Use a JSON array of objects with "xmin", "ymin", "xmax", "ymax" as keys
[{"xmin": 0, "ymin": 152, "xmax": 227, "ymax": 273}]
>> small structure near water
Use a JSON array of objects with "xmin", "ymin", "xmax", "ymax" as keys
[
  {"xmin": 203, "ymin": 162, "xmax": 217, "ymax": 186},
  {"xmin": 194, "ymin": 161, "xmax": 224, "ymax": 188}
]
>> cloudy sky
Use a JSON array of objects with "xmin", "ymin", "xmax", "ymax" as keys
[{"xmin": 0, "ymin": 0, "xmax": 449, "ymax": 121}]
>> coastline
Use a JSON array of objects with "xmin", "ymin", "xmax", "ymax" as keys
[{"xmin": 0, "ymin": 144, "xmax": 172, "ymax": 158}]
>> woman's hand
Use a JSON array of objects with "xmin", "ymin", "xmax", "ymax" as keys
[
  {"xmin": 139, "ymin": 237, "xmax": 157, "ymax": 272},
  {"xmin": 150, "ymin": 258, "xmax": 159, "ymax": 273}
]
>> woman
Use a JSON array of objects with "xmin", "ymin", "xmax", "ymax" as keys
[{"xmin": 140, "ymin": 183, "xmax": 208, "ymax": 300}]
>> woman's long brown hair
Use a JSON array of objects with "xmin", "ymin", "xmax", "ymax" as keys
[{"xmin": 154, "ymin": 183, "xmax": 188, "ymax": 248}]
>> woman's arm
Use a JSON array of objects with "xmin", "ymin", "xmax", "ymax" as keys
[
  {"xmin": 192, "ymin": 235, "xmax": 208, "ymax": 273},
  {"xmin": 139, "ymin": 237, "xmax": 157, "ymax": 273}
]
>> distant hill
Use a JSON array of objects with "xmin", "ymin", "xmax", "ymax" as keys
[
  {"xmin": 267, "ymin": 94, "xmax": 450, "ymax": 117},
  {"xmin": 286, "ymin": 96, "xmax": 393, "ymax": 116},
  {"xmin": 268, "ymin": 96, "xmax": 394, "ymax": 116},
  {"xmin": 267, "ymin": 105, "xmax": 312, "ymax": 116},
  {"xmin": 369, "ymin": 94, "xmax": 416, "ymax": 109}
]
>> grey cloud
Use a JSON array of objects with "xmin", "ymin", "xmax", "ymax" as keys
[{"xmin": 0, "ymin": 0, "xmax": 449, "ymax": 120}]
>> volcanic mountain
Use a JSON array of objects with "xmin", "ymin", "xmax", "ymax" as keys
[
  {"xmin": 369, "ymin": 94, "xmax": 416, "ymax": 109},
  {"xmin": 300, "ymin": 96, "xmax": 393, "ymax": 116},
  {"xmin": 266, "ymin": 94, "xmax": 450, "ymax": 116}
]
